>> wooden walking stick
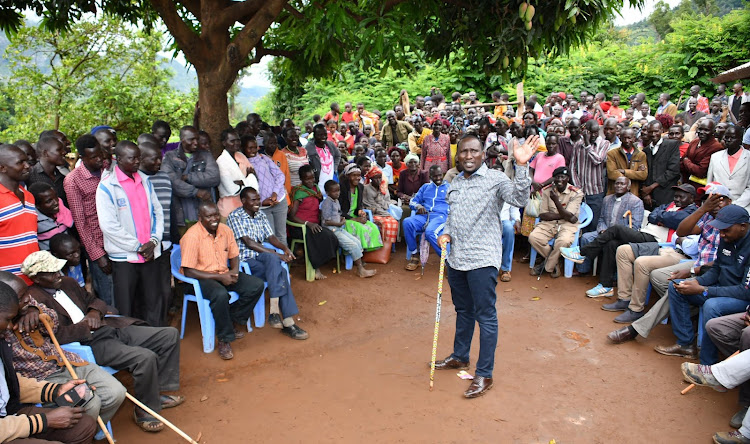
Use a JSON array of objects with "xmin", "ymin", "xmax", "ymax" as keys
[
  {"xmin": 681, "ymin": 350, "xmax": 740, "ymax": 395},
  {"xmin": 38, "ymin": 314, "xmax": 114, "ymax": 444},
  {"xmin": 429, "ymin": 244, "xmax": 448, "ymax": 391},
  {"xmin": 38, "ymin": 315, "xmax": 200, "ymax": 444},
  {"xmin": 623, "ymin": 210, "xmax": 633, "ymax": 229}
]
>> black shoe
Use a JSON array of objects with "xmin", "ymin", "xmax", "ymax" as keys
[
  {"xmin": 731, "ymin": 407, "xmax": 749, "ymax": 429},
  {"xmin": 602, "ymin": 299, "xmax": 630, "ymax": 312},
  {"xmin": 530, "ymin": 263, "xmax": 544, "ymax": 276},
  {"xmin": 614, "ymin": 309, "xmax": 644, "ymax": 324},
  {"xmin": 268, "ymin": 313, "xmax": 282, "ymax": 329},
  {"xmin": 281, "ymin": 324, "xmax": 309, "ymax": 340}
]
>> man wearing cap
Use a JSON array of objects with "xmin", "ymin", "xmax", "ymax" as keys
[
  {"xmin": 21, "ymin": 251, "xmax": 183, "ymax": 433},
  {"xmin": 528, "ymin": 166, "xmax": 584, "ymax": 278},
  {"xmin": 654, "ymin": 204, "xmax": 750, "ymax": 363},
  {"xmin": 708, "ymin": 125, "xmax": 750, "ymax": 211},
  {"xmin": 607, "ymin": 183, "xmax": 729, "ymax": 344},
  {"xmin": 562, "ymin": 184, "xmax": 697, "ymax": 297}
]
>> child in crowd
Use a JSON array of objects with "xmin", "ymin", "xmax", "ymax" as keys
[
  {"xmin": 29, "ymin": 182, "xmax": 73, "ymax": 251},
  {"xmin": 49, "ymin": 233, "xmax": 85, "ymax": 288},
  {"xmin": 320, "ymin": 180, "xmax": 377, "ymax": 278}
]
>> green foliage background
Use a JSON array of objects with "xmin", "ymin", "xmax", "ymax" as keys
[
  {"xmin": 0, "ymin": 15, "xmax": 197, "ymax": 145},
  {"xmin": 255, "ymin": 5, "xmax": 750, "ymax": 124}
]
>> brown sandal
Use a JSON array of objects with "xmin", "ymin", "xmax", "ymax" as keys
[
  {"xmin": 405, "ymin": 258, "xmax": 420, "ymax": 271},
  {"xmin": 500, "ymin": 271, "xmax": 511, "ymax": 282}
]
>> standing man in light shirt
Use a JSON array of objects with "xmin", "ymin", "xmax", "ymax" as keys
[
  {"xmin": 433, "ymin": 134, "xmax": 539, "ymax": 399},
  {"xmin": 97, "ymin": 142, "xmax": 164, "ymax": 327}
]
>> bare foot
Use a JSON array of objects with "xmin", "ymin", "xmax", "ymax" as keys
[
  {"xmin": 314, "ymin": 269, "xmax": 327, "ymax": 280},
  {"xmin": 356, "ymin": 267, "xmax": 377, "ymax": 278}
]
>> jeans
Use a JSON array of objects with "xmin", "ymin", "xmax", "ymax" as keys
[
  {"xmin": 668, "ymin": 280, "xmax": 748, "ymax": 364},
  {"xmin": 575, "ymin": 231, "xmax": 599, "ymax": 274},
  {"xmin": 328, "ymin": 226, "xmax": 363, "ymax": 260},
  {"xmin": 88, "ymin": 255, "xmax": 114, "ymax": 307},
  {"xmin": 245, "ymin": 252, "xmax": 299, "ymax": 318},
  {"xmin": 501, "ymin": 220, "xmax": 515, "ymax": 272},
  {"xmin": 447, "ymin": 265, "xmax": 499, "ymax": 378},
  {"xmin": 582, "ymin": 192, "xmax": 605, "ymax": 234},
  {"xmin": 261, "ymin": 199, "xmax": 289, "ymax": 246},
  {"xmin": 403, "ymin": 213, "xmax": 446, "ymax": 255},
  {"xmin": 197, "ymin": 272, "xmax": 265, "ymax": 343}
]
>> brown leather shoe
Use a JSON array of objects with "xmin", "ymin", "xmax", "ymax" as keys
[
  {"xmin": 654, "ymin": 343, "xmax": 697, "ymax": 359},
  {"xmin": 464, "ymin": 376, "xmax": 493, "ymax": 398},
  {"xmin": 430, "ymin": 356, "xmax": 469, "ymax": 370},
  {"xmin": 607, "ymin": 326, "xmax": 638, "ymax": 344},
  {"xmin": 218, "ymin": 341, "xmax": 234, "ymax": 360}
]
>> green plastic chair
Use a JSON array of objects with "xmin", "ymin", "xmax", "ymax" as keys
[{"xmin": 287, "ymin": 219, "xmax": 345, "ymax": 281}]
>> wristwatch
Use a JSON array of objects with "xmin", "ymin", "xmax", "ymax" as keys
[
  {"xmin": 690, "ymin": 266, "xmax": 696, "ymax": 276},
  {"xmin": 702, "ymin": 287, "xmax": 709, "ymax": 298}
]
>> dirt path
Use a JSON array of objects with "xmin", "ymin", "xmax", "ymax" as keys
[{"xmin": 111, "ymin": 248, "xmax": 735, "ymax": 443}]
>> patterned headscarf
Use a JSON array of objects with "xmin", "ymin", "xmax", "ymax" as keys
[
  {"xmin": 364, "ymin": 165, "xmax": 388, "ymax": 195},
  {"xmin": 366, "ymin": 164, "xmax": 382, "ymax": 179},
  {"xmin": 343, "ymin": 164, "xmax": 361, "ymax": 176}
]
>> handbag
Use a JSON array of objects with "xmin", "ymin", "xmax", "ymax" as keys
[
  {"xmin": 524, "ymin": 192, "xmax": 542, "ymax": 218},
  {"xmin": 363, "ymin": 241, "xmax": 392, "ymax": 264}
]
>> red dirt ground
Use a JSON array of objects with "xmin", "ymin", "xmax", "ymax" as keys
[{"xmin": 110, "ymin": 245, "xmax": 736, "ymax": 443}]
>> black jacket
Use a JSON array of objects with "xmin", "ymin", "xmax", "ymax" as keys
[
  {"xmin": 644, "ymin": 138, "xmax": 681, "ymax": 209},
  {"xmin": 339, "ymin": 181, "xmax": 365, "ymax": 220}
]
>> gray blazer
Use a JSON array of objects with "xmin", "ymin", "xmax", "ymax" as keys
[{"xmin": 707, "ymin": 149, "xmax": 750, "ymax": 211}]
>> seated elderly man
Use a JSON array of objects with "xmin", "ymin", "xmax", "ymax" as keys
[
  {"xmin": 403, "ymin": 165, "xmax": 450, "ymax": 271},
  {"xmin": 226, "ymin": 187, "xmax": 308, "ymax": 340},
  {"xmin": 0, "ymin": 271, "xmax": 126, "ymax": 429},
  {"xmin": 575, "ymin": 176, "xmax": 644, "ymax": 274},
  {"xmin": 654, "ymin": 205, "xmax": 750, "ymax": 364},
  {"xmin": 562, "ymin": 183, "xmax": 698, "ymax": 297},
  {"xmin": 528, "ymin": 167, "xmax": 584, "ymax": 278},
  {"xmin": 0, "ymin": 281, "xmax": 97, "ymax": 444},
  {"xmin": 605, "ymin": 183, "xmax": 731, "ymax": 324},
  {"xmin": 180, "ymin": 201, "xmax": 265, "ymax": 360},
  {"xmin": 21, "ymin": 250, "xmax": 184, "ymax": 433}
]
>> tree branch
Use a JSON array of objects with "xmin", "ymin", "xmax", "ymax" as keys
[
  {"xmin": 180, "ymin": 0, "xmax": 202, "ymax": 20},
  {"xmin": 217, "ymin": 0, "xmax": 266, "ymax": 30},
  {"xmin": 228, "ymin": 0, "xmax": 286, "ymax": 71},
  {"xmin": 150, "ymin": 0, "xmax": 203, "ymax": 63}
]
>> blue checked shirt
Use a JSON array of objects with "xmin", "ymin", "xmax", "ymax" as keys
[
  {"xmin": 226, "ymin": 207, "xmax": 274, "ymax": 262},
  {"xmin": 443, "ymin": 164, "xmax": 531, "ymax": 271}
]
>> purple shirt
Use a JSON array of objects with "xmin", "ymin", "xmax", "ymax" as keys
[
  {"xmin": 247, "ymin": 154, "xmax": 286, "ymax": 205},
  {"xmin": 115, "ymin": 166, "xmax": 151, "ymax": 263}
]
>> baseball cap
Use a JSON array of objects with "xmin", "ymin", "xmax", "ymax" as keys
[
  {"xmin": 697, "ymin": 182, "xmax": 731, "ymax": 199},
  {"xmin": 90, "ymin": 125, "xmax": 114, "ymax": 135},
  {"xmin": 709, "ymin": 204, "xmax": 750, "ymax": 230},
  {"xmin": 21, "ymin": 251, "xmax": 66, "ymax": 277},
  {"xmin": 672, "ymin": 183, "xmax": 697, "ymax": 196}
]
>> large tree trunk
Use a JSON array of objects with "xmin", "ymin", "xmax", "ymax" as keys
[{"xmin": 197, "ymin": 69, "xmax": 233, "ymax": 158}]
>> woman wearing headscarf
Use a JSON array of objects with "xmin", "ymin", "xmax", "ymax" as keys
[
  {"xmin": 339, "ymin": 164, "xmax": 384, "ymax": 251},
  {"xmin": 362, "ymin": 165, "xmax": 399, "ymax": 245}
]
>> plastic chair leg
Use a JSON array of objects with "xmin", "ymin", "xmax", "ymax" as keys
[
  {"xmin": 564, "ymin": 258, "xmax": 574, "ymax": 278},
  {"xmin": 697, "ymin": 310, "xmax": 704, "ymax": 348},
  {"xmin": 345, "ymin": 254, "xmax": 353, "ymax": 270},
  {"xmin": 199, "ymin": 299, "xmax": 216, "ymax": 354},
  {"xmin": 180, "ymin": 296, "xmax": 189, "ymax": 340},
  {"xmin": 529, "ymin": 248, "xmax": 538, "ymax": 269},
  {"xmin": 253, "ymin": 293, "xmax": 265, "ymax": 328}
]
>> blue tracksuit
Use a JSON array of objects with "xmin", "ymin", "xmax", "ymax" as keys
[{"xmin": 404, "ymin": 181, "xmax": 450, "ymax": 255}]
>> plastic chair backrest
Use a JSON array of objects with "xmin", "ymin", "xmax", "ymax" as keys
[
  {"xmin": 170, "ymin": 245, "xmax": 198, "ymax": 286},
  {"xmin": 577, "ymin": 202, "xmax": 593, "ymax": 230}
]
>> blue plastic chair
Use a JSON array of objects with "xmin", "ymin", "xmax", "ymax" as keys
[
  {"xmin": 171, "ymin": 246, "xmax": 265, "ymax": 354},
  {"xmin": 529, "ymin": 202, "xmax": 593, "ymax": 278},
  {"xmin": 60, "ymin": 342, "xmax": 114, "ymax": 439}
]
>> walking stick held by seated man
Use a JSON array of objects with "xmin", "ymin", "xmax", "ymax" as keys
[
  {"xmin": 38, "ymin": 314, "xmax": 200, "ymax": 444},
  {"xmin": 429, "ymin": 244, "xmax": 448, "ymax": 391}
]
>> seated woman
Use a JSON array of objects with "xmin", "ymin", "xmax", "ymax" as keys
[
  {"xmin": 361, "ymin": 165, "xmax": 399, "ymax": 246},
  {"xmin": 287, "ymin": 165, "xmax": 339, "ymax": 280},
  {"xmin": 216, "ymin": 128, "xmax": 258, "ymax": 217},
  {"xmin": 339, "ymin": 164, "xmax": 383, "ymax": 251}
]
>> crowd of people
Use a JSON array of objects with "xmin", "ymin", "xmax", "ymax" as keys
[{"xmin": 0, "ymin": 81, "xmax": 748, "ymax": 442}]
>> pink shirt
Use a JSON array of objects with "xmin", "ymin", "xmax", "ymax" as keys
[
  {"xmin": 115, "ymin": 166, "xmax": 151, "ymax": 263},
  {"xmin": 728, "ymin": 149, "xmax": 743, "ymax": 174},
  {"xmin": 530, "ymin": 153, "xmax": 566, "ymax": 184}
]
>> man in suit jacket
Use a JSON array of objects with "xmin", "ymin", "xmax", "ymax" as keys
[
  {"xmin": 708, "ymin": 126, "xmax": 750, "ymax": 211},
  {"xmin": 22, "ymin": 251, "xmax": 184, "ymax": 433},
  {"xmin": 681, "ymin": 119, "xmax": 724, "ymax": 188},
  {"xmin": 641, "ymin": 120, "xmax": 681, "ymax": 210}
]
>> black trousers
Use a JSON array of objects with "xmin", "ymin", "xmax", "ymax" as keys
[
  {"xmin": 198, "ymin": 273, "xmax": 264, "ymax": 343},
  {"xmin": 112, "ymin": 259, "xmax": 164, "ymax": 327},
  {"xmin": 579, "ymin": 225, "xmax": 656, "ymax": 287},
  {"xmin": 87, "ymin": 325, "xmax": 180, "ymax": 412}
]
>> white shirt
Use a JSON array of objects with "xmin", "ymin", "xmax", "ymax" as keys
[
  {"xmin": 650, "ymin": 138, "xmax": 664, "ymax": 156},
  {"xmin": 500, "ymin": 202, "xmax": 521, "ymax": 222},
  {"xmin": 53, "ymin": 289, "xmax": 86, "ymax": 324}
]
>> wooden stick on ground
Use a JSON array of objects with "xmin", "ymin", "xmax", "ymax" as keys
[
  {"xmin": 681, "ymin": 350, "xmax": 740, "ymax": 395},
  {"xmin": 38, "ymin": 315, "xmax": 114, "ymax": 444},
  {"xmin": 39, "ymin": 315, "xmax": 200, "ymax": 443}
]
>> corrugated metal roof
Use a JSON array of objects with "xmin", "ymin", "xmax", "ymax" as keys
[{"xmin": 711, "ymin": 61, "xmax": 750, "ymax": 83}]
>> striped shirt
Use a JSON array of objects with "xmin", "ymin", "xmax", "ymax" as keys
[
  {"xmin": 443, "ymin": 164, "xmax": 531, "ymax": 271},
  {"xmin": 144, "ymin": 171, "xmax": 172, "ymax": 246},
  {"xmin": 0, "ymin": 183, "xmax": 38, "ymax": 283},
  {"xmin": 570, "ymin": 136, "xmax": 610, "ymax": 195}
]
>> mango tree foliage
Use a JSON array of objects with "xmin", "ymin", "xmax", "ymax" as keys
[{"xmin": 1, "ymin": 15, "xmax": 196, "ymax": 143}]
